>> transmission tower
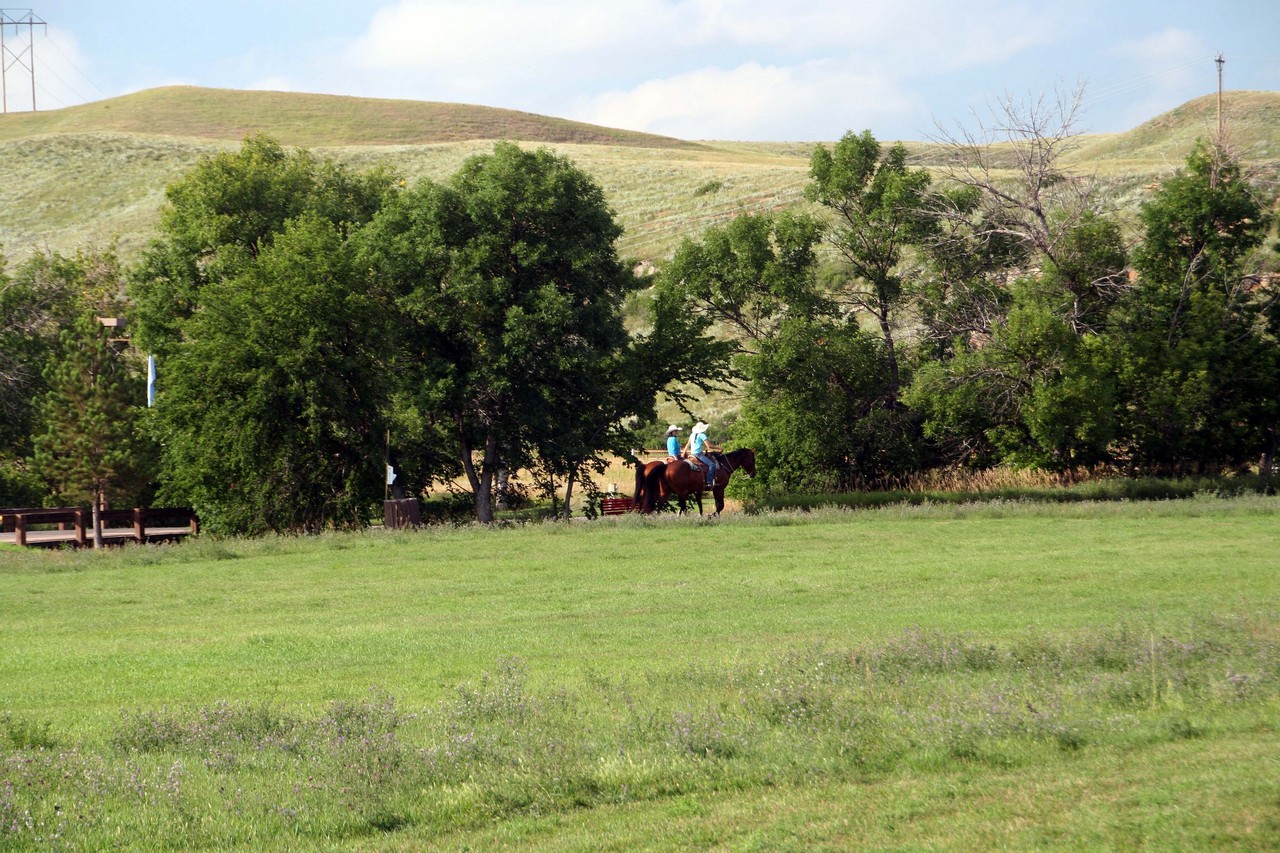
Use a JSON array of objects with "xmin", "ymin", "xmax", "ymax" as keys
[{"xmin": 1, "ymin": 8, "xmax": 46, "ymax": 113}]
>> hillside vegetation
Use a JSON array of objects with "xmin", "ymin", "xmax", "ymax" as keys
[{"xmin": 2, "ymin": 87, "xmax": 1278, "ymax": 265}]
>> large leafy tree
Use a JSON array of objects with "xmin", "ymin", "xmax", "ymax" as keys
[
  {"xmin": 808, "ymin": 130, "xmax": 935, "ymax": 404},
  {"xmin": 736, "ymin": 316, "xmax": 919, "ymax": 493},
  {"xmin": 1106, "ymin": 141, "xmax": 1276, "ymax": 472},
  {"xmin": 129, "ymin": 136, "xmax": 398, "ymax": 534},
  {"xmin": 908, "ymin": 280, "xmax": 1117, "ymax": 472},
  {"xmin": 129, "ymin": 134, "xmax": 397, "ymax": 358},
  {"xmin": 659, "ymin": 211, "xmax": 825, "ymax": 351},
  {"xmin": 31, "ymin": 312, "xmax": 151, "ymax": 546},
  {"xmin": 150, "ymin": 214, "xmax": 391, "ymax": 534},
  {"xmin": 360, "ymin": 142, "xmax": 727, "ymax": 522}
]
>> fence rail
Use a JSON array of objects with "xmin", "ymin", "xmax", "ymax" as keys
[{"xmin": 0, "ymin": 507, "xmax": 198, "ymax": 548}]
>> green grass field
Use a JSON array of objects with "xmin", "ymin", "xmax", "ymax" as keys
[{"xmin": 2, "ymin": 497, "xmax": 1278, "ymax": 849}]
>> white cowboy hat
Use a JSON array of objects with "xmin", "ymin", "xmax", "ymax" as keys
[
  {"xmin": 666, "ymin": 424, "xmax": 682, "ymax": 434},
  {"xmin": 691, "ymin": 421, "xmax": 709, "ymax": 435}
]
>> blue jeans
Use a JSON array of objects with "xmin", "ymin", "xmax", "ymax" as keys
[{"xmin": 696, "ymin": 453, "xmax": 716, "ymax": 487}]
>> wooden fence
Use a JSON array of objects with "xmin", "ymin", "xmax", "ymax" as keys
[{"xmin": 0, "ymin": 507, "xmax": 199, "ymax": 548}]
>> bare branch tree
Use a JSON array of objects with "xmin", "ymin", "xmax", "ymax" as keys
[{"xmin": 927, "ymin": 80, "xmax": 1100, "ymax": 278}]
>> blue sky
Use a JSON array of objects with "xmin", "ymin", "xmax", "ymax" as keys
[{"xmin": 14, "ymin": 1, "xmax": 1280, "ymax": 141}]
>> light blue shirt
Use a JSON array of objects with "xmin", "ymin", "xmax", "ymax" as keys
[
  {"xmin": 691, "ymin": 431, "xmax": 709, "ymax": 455},
  {"xmin": 667, "ymin": 435, "xmax": 682, "ymax": 456}
]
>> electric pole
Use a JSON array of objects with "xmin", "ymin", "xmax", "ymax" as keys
[
  {"xmin": 0, "ymin": 8, "xmax": 46, "ymax": 113},
  {"xmin": 1215, "ymin": 53, "xmax": 1225, "ymax": 145}
]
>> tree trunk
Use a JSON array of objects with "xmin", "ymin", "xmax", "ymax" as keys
[
  {"xmin": 474, "ymin": 433, "xmax": 498, "ymax": 523},
  {"xmin": 91, "ymin": 487, "xmax": 104, "ymax": 550},
  {"xmin": 495, "ymin": 465, "xmax": 511, "ymax": 511},
  {"xmin": 561, "ymin": 472, "xmax": 575, "ymax": 521},
  {"xmin": 878, "ymin": 306, "xmax": 901, "ymax": 408},
  {"xmin": 457, "ymin": 417, "xmax": 495, "ymax": 523}
]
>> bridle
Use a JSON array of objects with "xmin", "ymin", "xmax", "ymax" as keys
[{"xmin": 718, "ymin": 449, "xmax": 753, "ymax": 478}]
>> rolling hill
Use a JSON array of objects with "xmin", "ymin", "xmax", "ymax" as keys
[{"xmin": 1, "ymin": 86, "xmax": 1277, "ymax": 265}]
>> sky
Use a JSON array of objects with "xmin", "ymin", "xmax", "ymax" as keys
[{"xmin": 8, "ymin": 1, "xmax": 1280, "ymax": 141}]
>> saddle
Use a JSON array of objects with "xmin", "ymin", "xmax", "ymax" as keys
[{"xmin": 666, "ymin": 454, "xmax": 703, "ymax": 472}]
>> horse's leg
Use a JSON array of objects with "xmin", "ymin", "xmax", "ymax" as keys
[{"xmin": 713, "ymin": 486, "xmax": 724, "ymax": 516}]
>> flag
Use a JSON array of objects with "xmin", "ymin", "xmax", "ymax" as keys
[
  {"xmin": 147, "ymin": 355, "xmax": 156, "ymax": 407},
  {"xmin": 386, "ymin": 464, "xmax": 397, "ymax": 486}
]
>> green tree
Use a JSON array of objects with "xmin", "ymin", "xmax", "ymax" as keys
[
  {"xmin": 31, "ymin": 313, "xmax": 151, "ymax": 547},
  {"xmin": 359, "ymin": 143, "xmax": 726, "ymax": 522},
  {"xmin": 1107, "ymin": 141, "xmax": 1276, "ymax": 472},
  {"xmin": 808, "ymin": 130, "xmax": 934, "ymax": 404},
  {"xmin": 736, "ymin": 316, "xmax": 920, "ymax": 493},
  {"xmin": 150, "ymin": 213, "xmax": 391, "ymax": 535},
  {"xmin": 908, "ymin": 282, "xmax": 1116, "ymax": 472},
  {"xmin": 129, "ymin": 134, "xmax": 397, "ymax": 358},
  {"xmin": 1, "ymin": 247, "xmax": 130, "ymax": 505},
  {"xmin": 127, "ymin": 136, "xmax": 398, "ymax": 534},
  {"xmin": 659, "ymin": 211, "xmax": 824, "ymax": 351}
]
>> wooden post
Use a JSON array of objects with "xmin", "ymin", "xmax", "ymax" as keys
[
  {"xmin": 133, "ymin": 507, "xmax": 146, "ymax": 543},
  {"xmin": 73, "ymin": 508, "xmax": 87, "ymax": 548},
  {"xmin": 15, "ymin": 514, "xmax": 26, "ymax": 547}
]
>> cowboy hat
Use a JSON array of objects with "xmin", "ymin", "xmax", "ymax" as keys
[
  {"xmin": 666, "ymin": 424, "xmax": 682, "ymax": 434},
  {"xmin": 690, "ymin": 421, "xmax": 709, "ymax": 435}
]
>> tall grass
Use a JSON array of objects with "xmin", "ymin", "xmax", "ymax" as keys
[
  {"xmin": 2, "ymin": 617, "xmax": 1275, "ymax": 848},
  {"xmin": 742, "ymin": 471, "xmax": 1277, "ymax": 513}
]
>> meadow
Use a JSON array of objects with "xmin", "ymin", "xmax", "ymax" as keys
[{"xmin": 2, "ymin": 496, "xmax": 1278, "ymax": 849}]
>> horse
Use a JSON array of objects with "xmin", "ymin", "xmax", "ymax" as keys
[
  {"xmin": 633, "ymin": 457, "xmax": 670, "ymax": 512},
  {"xmin": 642, "ymin": 448, "xmax": 755, "ymax": 516}
]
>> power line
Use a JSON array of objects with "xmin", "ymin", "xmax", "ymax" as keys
[
  {"xmin": 1, "ymin": 8, "xmax": 46, "ymax": 113},
  {"xmin": 40, "ymin": 25, "xmax": 110, "ymax": 101}
]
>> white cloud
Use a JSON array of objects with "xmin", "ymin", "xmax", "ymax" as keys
[
  {"xmin": 581, "ymin": 61, "xmax": 925, "ymax": 140},
  {"xmin": 340, "ymin": 0, "xmax": 1063, "ymax": 138}
]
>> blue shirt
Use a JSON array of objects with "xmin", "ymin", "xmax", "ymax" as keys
[
  {"xmin": 691, "ymin": 431, "xmax": 709, "ymax": 455},
  {"xmin": 667, "ymin": 435, "xmax": 682, "ymax": 457}
]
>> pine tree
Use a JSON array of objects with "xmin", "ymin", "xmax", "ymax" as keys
[{"xmin": 31, "ymin": 313, "xmax": 149, "ymax": 548}]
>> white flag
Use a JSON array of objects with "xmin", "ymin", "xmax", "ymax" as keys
[
  {"xmin": 147, "ymin": 355, "xmax": 156, "ymax": 407},
  {"xmin": 386, "ymin": 464, "xmax": 397, "ymax": 486}
]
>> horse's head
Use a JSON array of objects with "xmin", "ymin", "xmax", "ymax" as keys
[{"xmin": 731, "ymin": 448, "xmax": 756, "ymax": 477}]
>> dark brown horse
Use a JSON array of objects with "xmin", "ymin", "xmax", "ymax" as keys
[
  {"xmin": 633, "ymin": 457, "xmax": 670, "ymax": 511},
  {"xmin": 641, "ymin": 448, "xmax": 755, "ymax": 515}
]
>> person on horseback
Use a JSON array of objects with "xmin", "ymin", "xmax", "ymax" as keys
[
  {"xmin": 665, "ymin": 424, "xmax": 683, "ymax": 460},
  {"xmin": 686, "ymin": 421, "xmax": 717, "ymax": 489}
]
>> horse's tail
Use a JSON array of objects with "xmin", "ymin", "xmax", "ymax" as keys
[
  {"xmin": 643, "ymin": 462, "xmax": 666, "ymax": 513},
  {"xmin": 633, "ymin": 458, "xmax": 647, "ymax": 507}
]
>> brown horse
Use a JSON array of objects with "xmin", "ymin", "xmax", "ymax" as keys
[
  {"xmin": 633, "ymin": 457, "xmax": 670, "ymax": 511},
  {"xmin": 642, "ymin": 448, "xmax": 755, "ymax": 515}
]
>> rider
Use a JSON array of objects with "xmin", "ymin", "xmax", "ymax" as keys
[
  {"xmin": 665, "ymin": 424, "xmax": 683, "ymax": 460},
  {"xmin": 686, "ymin": 421, "xmax": 717, "ymax": 489}
]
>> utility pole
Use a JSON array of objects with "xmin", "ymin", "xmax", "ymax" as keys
[
  {"xmin": 1215, "ymin": 53, "xmax": 1225, "ymax": 145},
  {"xmin": 0, "ymin": 8, "xmax": 46, "ymax": 113}
]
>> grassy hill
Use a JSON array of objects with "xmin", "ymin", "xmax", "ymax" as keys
[
  {"xmin": 0, "ymin": 85, "xmax": 701, "ymax": 149},
  {"xmin": 1, "ymin": 86, "xmax": 1277, "ymax": 266}
]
